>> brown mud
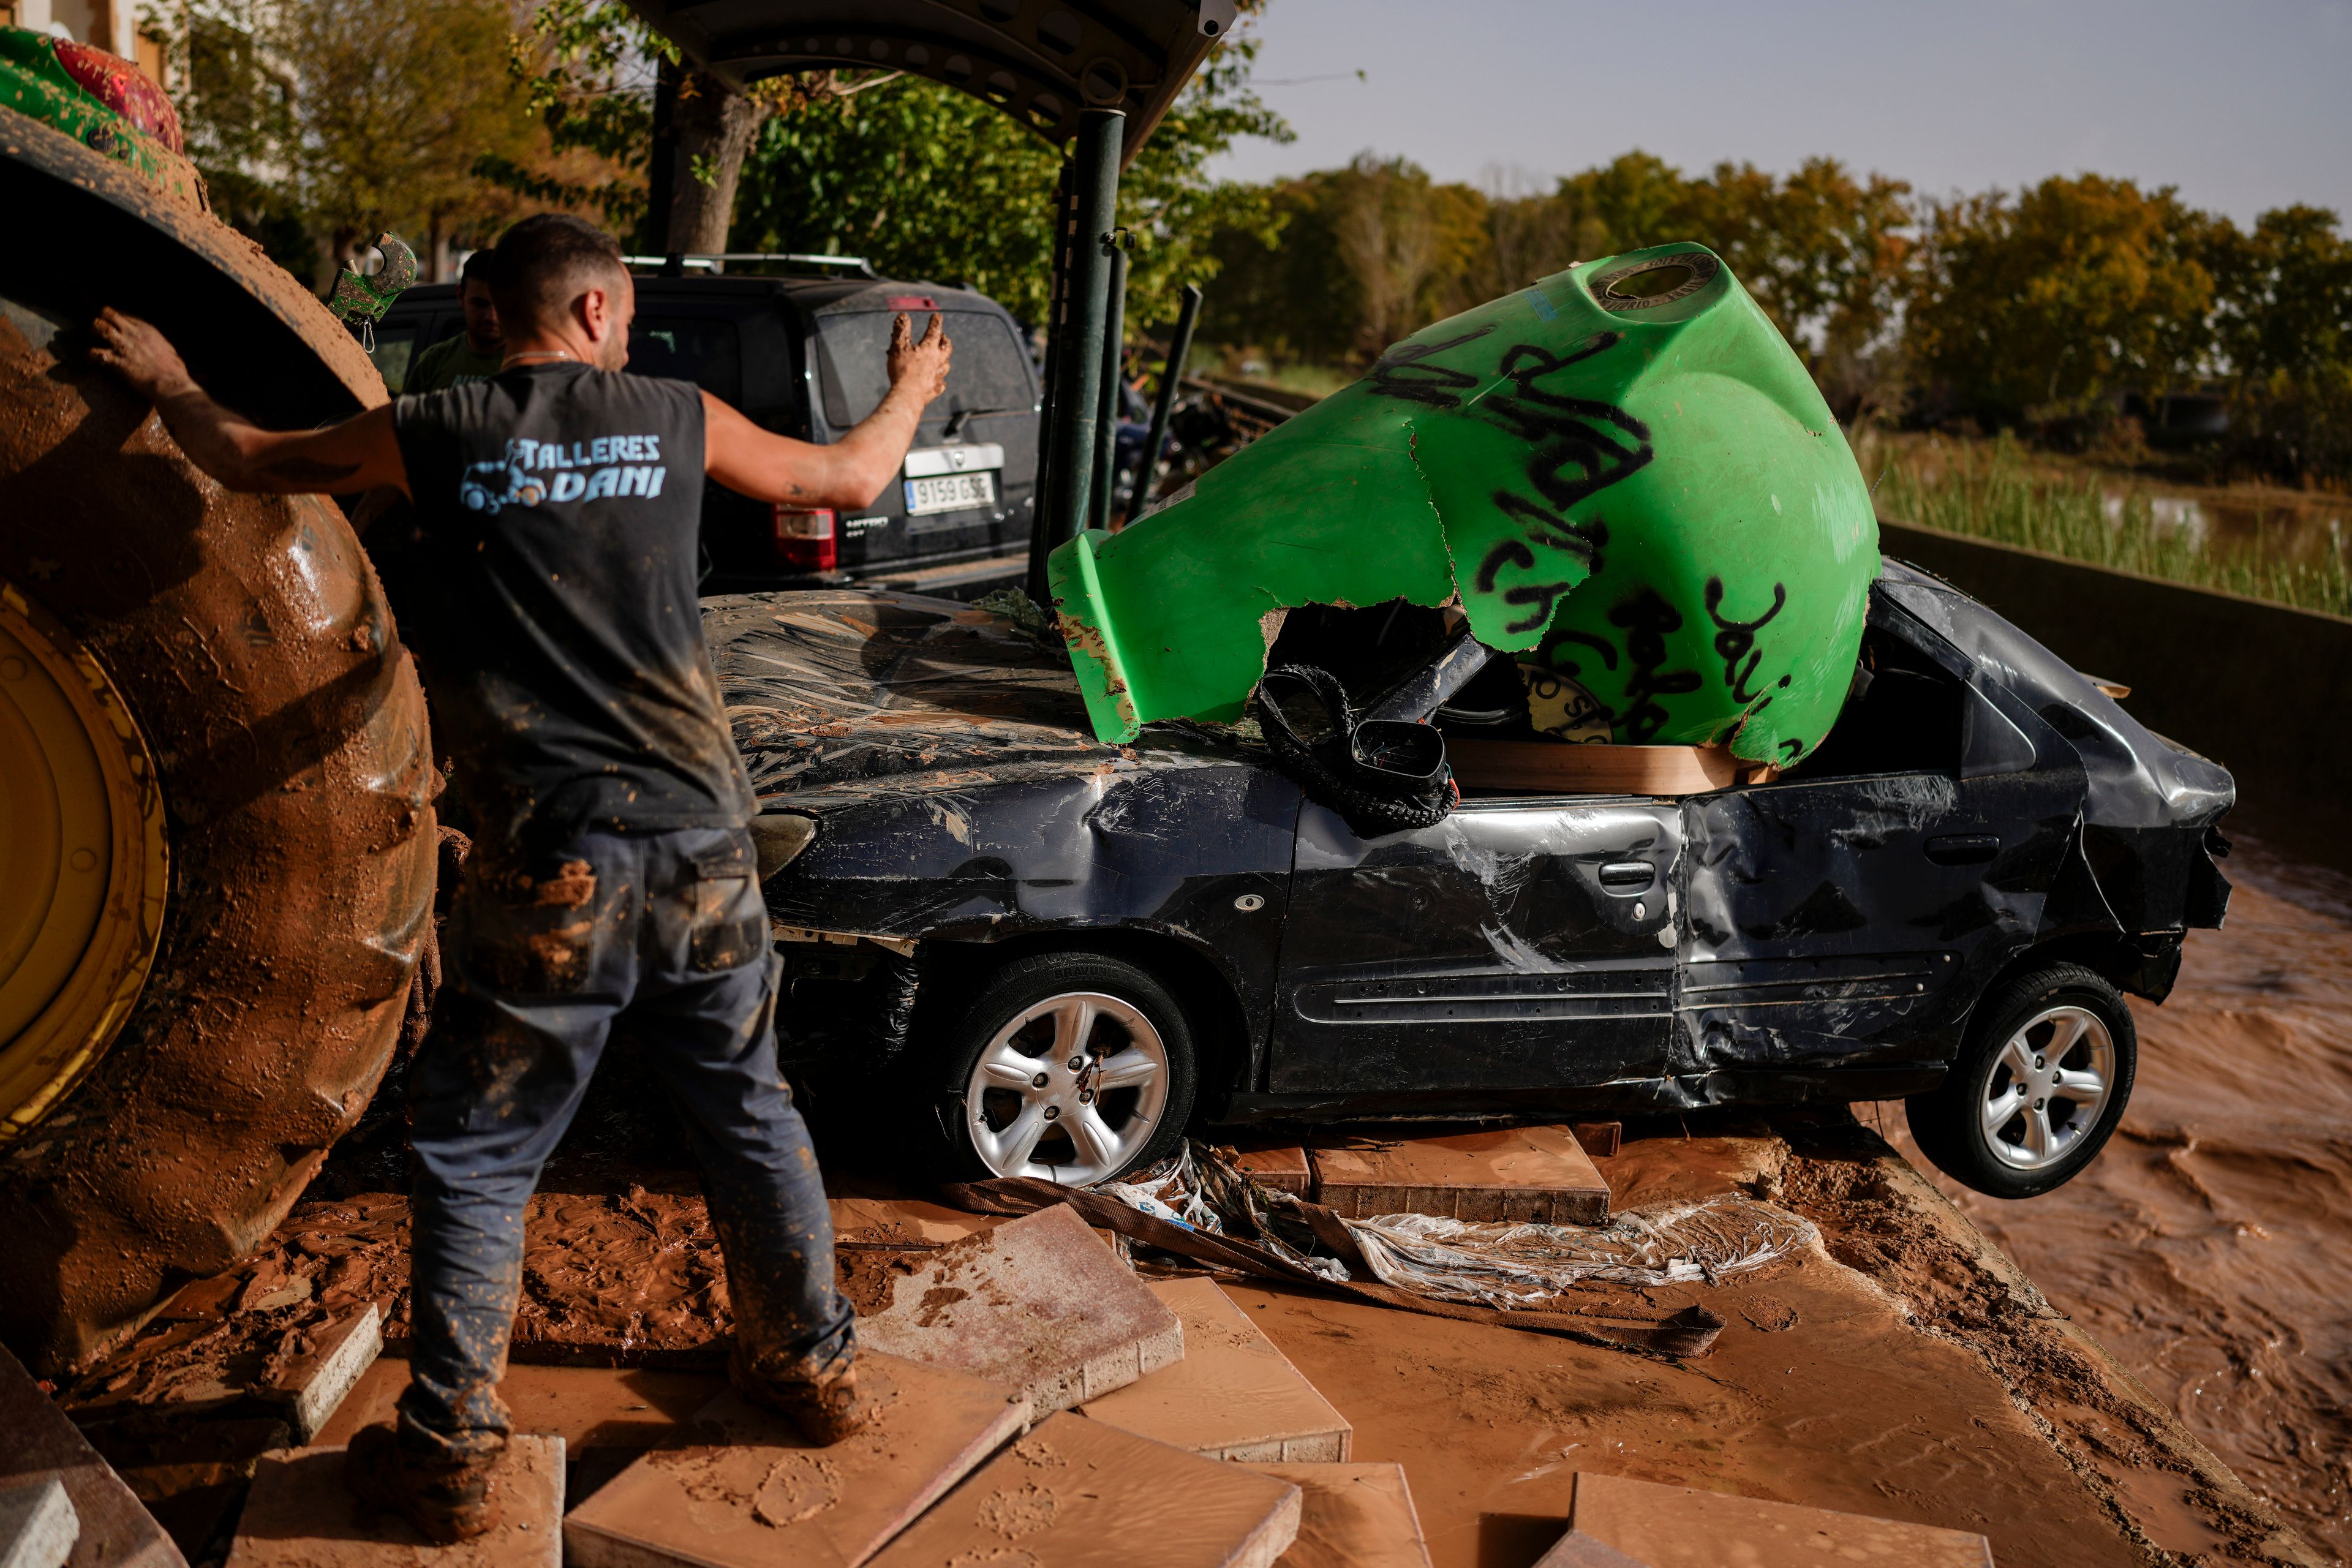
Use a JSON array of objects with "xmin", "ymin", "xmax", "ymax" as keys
[{"xmin": 1872, "ymin": 840, "xmax": 2352, "ymax": 1561}]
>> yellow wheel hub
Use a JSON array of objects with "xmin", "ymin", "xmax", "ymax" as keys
[{"xmin": 0, "ymin": 582, "xmax": 165, "ymax": 1145}]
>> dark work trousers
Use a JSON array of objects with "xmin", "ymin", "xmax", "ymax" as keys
[{"xmin": 398, "ymin": 824, "xmax": 851, "ymax": 1458}]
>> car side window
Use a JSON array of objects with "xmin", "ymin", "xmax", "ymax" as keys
[
  {"xmin": 813, "ymin": 309, "xmax": 1035, "ymax": 429},
  {"xmin": 628, "ymin": 315, "xmax": 745, "ymax": 405},
  {"xmin": 1784, "ymin": 627, "xmax": 1966, "ymax": 779}
]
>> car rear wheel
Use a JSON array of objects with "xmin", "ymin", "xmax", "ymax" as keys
[
  {"xmin": 1905, "ymin": 962, "xmax": 2136, "ymax": 1199},
  {"xmin": 934, "ymin": 952, "xmax": 1196, "ymax": 1185}
]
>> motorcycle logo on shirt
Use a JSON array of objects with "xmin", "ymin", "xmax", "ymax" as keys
[{"xmin": 459, "ymin": 435, "xmax": 668, "ymax": 516}]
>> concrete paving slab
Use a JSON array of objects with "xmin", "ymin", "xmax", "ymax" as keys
[
  {"xmin": 1230, "ymin": 1147, "xmax": 1312, "ymax": 1196},
  {"xmin": 1240, "ymin": 1463, "xmax": 1430, "ymax": 1567},
  {"xmin": 0, "ymin": 1344, "xmax": 184, "ymax": 1568},
  {"xmin": 867, "ymin": 1412, "xmax": 1300, "ymax": 1568},
  {"xmin": 224, "ymin": 1436, "xmax": 562, "ymax": 1568},
  {"xmin": 562, "ymin": 1352, "xmax": 1027, "ymax": 1568},
  {"xmin": 266, "ymin": 1305, "xmax": 380, "ymax": 1442},
  {"xmin": 1310, "ymin": 1126, "xmax": 1611, "ymax": 1224},
  {"xmin": 1536, "ymin": 1473, "xmax": 1995, "ymax": 1567},
  {"xmin": 1079, "ymin": 1280, "xmax": 1350, "ymax": 1462},
  {"xmin": 854, "ymin": 1204, "xmax": 1182, "ymax": 1415},
  {"xmin": 0, "ymin": 1479, "xmax": 79, "ymax": 1568}
]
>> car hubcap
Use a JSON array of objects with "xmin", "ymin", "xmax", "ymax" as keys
[
  {"xmin": 1978, "ymin": 1004, "xmax": 2115, "ymax": 1170},
  {"xmin": 0, "ymin": 581, "xmax": 167, "ymax": 1146},
  {"xmin": 965, "ymin": 990, "xmax": 1168, "ymax": 1182}
]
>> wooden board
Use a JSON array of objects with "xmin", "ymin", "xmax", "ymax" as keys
[
  {"xmin": 225, "ymin": 1437, "xmax": 562, "ymax": 1568},
  {"xmin": 1079, "ymin": 1280, "xmax": 1350, "ymax": 1462},
  {"xmin": 564, "ymin": 1354, "xmax": 1027, "ymax": 1568},
  {"xmin": 866, "ymin": 1414, "xmax": 1300, "ymax": 1568},
  {"xmin": 1537, "ymin": 1473, "xmax": 1995, "ymax": 1567},
  {"xmin": 1446, "ymin": 739, "xmax": 1749, "ymax": 797},
  {"xmin": 1311, "ymin": 1126, "xmax": 1611, "ymax": 1225},
  {"xmin": 855, "ymin": 1205, "xmax": 1182, "ymax": 1414}
]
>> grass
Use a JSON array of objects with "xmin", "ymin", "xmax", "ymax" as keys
[{"xmin": 1860, "ymin": 431, "xmax": 2352, "ymax": 620}]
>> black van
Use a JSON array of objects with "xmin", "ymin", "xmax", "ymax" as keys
[{"xmin": 371, "ymin": 270, "xmax": 1042, "ymax": 597}]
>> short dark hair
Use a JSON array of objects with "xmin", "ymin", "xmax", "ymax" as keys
[
  {"xmin": 488, "ymin": 214, "xmax": 627, "ymax": 328},
  {"xmin": 458, "ymin": 248, "xmax": 495, "ymax": 287}
]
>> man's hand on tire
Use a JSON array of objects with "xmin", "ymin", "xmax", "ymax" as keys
[{"xmin": 89, "ymin": 307, "xmax": 197, "ymax": 404}]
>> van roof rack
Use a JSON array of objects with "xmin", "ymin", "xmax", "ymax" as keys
[{"xmin": 621, "ymin": 252, "xmax": 878, "ymax": 278}]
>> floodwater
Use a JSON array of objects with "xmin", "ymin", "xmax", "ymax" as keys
[
  {"xmin": 2108, "ymin": 489, "xmax": 2351, "ymax": 573},
  {"xmin": 1876, "ymin": 832, "xmax": 2352, "ymax": 1559}
]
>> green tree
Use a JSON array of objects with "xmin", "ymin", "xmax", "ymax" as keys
[
  {"xmin": 731, "ymin": 27, "xmax": 1288, "ymax": 331},
  {"xmin": 1908, "ymin": 173, "xmax": 2219, "ymax": 426},
  {"xmin": 2207, "ymin": 205, "xmax": 2352, "ymax": 478}
]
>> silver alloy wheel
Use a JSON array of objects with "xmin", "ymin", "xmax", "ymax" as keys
[
  {"xmin": 1978, "ymin": 1003, "xmax": 2116, "ymax": 1170},
  {"xmin": 964, "ymin": 990, "xmax": 1170, "ymax": 1182}
]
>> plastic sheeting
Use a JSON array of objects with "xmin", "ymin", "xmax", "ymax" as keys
[
  {"xmin": 1099, "ymin": 1140, "xmax": 1815, "ymax": 1312},
  {"xmin": 1345, "ymin": 1197, "xmax": 1816, "ymax": 1310}
]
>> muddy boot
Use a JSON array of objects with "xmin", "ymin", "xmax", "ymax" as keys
[
  {"xmin": 343, "ymin": 1423, "xmax": 505, "ymax": 1544},
  {"xmin": 729, "ymin": 1338, "xmax": 869, "ymax": 1445}
]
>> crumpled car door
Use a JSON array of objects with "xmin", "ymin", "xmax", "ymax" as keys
[{"xmin": 1268, "ymin": 796, "xmax": 1683, "ymax": 1095}]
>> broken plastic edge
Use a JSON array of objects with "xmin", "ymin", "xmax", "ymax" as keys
[{"xmin": 1049, "ymin": 527, "xmax": 1143, "ymax": 743}]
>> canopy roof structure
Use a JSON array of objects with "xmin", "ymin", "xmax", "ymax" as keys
[{"xmin": 620, "ymin": 0, "xmax": 1236, "ymax": 162}]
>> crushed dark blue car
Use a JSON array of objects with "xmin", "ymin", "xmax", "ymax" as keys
[{"xmin": 710, "ymin": 560, "xmax": 2233, "ymax": 1200}]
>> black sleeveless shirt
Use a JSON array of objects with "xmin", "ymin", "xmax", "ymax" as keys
[{"xmin": 391, "ymin": 362, "xmax": 755, "ymax": 854}]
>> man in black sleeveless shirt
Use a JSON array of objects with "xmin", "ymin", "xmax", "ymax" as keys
[{"xmin": 93, "ymin": 214, "xmax": 951, "ymax": 1542}]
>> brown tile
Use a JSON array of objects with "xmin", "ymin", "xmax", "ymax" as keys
[
  {"xmin": 1080, "ymin": 1280, "xmax": 1349, "ymax": 1462},
  {"xmin": 1541, "ymin": 1474, "xmax": 1996, "ymax": 1567},
  {"xmin": 1311, "ymin": 1126, "xmax": 1611, "ymax": 1224},
  {"xmin": 1230, "ymin": 1147, "xmax": 1312, "ymax": 1197},
  {"xmin": 1242, "ymin": 1463, "xmax": 1432, "ymax": 1567},
  {"xmin": 562, "ymin": 1352, "xmax": 1027, "ymax": 1568},
  {"xmin": 0, "ymin": 1344, "xmax": 184, "ymax": 1568},
  {"xmin": 855, "ymin": 1205, "xmax": 1182, "ymax": 1414},
  {"xmin": 866, "ymin": 1413, "xmax": 1300, "ymax": 1568},
  {"xmin": 224, "ymin": 1436, "xmax": 562, "ymax": 1568},
  {"xmin": 266, "ymin": 1305, "xmax": 380, "ymax": 1442}
]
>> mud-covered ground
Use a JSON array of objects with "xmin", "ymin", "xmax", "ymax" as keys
[
  {"xmin": 62, "ymin": 838, "xmax": 2344, "ymax": 1567},
  {"xmin": 1873, "ymin": 836, "xmax": 2352, "ymax": 1561}
]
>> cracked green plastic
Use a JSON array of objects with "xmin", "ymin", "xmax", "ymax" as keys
[{"xmin": 1048, "ymin": 243, "xmax": 1880, "ymax": 763}]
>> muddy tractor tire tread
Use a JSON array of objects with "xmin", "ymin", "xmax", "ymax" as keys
[{"xmin": 0, "ymin": 303, "xmax": 435, "ymax": 1375}]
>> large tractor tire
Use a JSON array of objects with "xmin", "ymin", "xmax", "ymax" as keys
[{"xmin": 0, "ymin": 108, "xmax": 437, "ymax": 1375}]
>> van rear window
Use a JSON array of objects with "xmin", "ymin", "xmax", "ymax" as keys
[
  {"xmin": 815, "ymin": 310, "xmax": 1033, "ymax": 429},
  {"xmin": 630, "ymin": 316, "xmax": 743, "ymax": 404}
]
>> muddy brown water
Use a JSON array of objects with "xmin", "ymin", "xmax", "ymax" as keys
[{"xmin": 1875, "ymin": 834, "xmax": 2352, "ymax": 1560}]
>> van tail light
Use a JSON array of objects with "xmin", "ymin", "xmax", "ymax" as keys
[{"xmin": 772, "ymin": 505, "xmax": 837, "ymax": 571}]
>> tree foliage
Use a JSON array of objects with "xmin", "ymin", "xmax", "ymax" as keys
[
  {"xmin": 156, "ymin": 0, "xmax": 540, "ymax": 281},
  {"xmin": 731, "ymin": 26, "xmax": 1289, "ymax": 331}
]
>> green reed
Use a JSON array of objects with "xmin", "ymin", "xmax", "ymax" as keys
[{"xmin": 1868, "ymin": 434, "xmax": 2352, "ymax": 620}]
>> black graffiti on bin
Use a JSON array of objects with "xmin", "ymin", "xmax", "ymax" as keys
[
  {"xmin": 1527, "ymin": 590, "xmax": 1704, "ymax": 744},
  {"xmin": 1366, "ymin": 324, "xmax": 1496, "ymax": 409},
  {"xmin": 1703, "ymin": 578, "xmax": 1793, "ymax": 706},
  {"xmin": 1469, "ymin": 333, "xmax": 1652, "ymax": 622}
]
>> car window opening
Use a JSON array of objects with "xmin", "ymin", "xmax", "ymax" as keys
[{"xmin": 1784, "ymin": 625, "xmax": 1966, "ymax": 781}]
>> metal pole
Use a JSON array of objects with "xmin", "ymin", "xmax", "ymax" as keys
[
  {"xmin": 1027, "ymin": 161, "xmax": 1077, "ymax": 599},
  {"xmin": 1088, "ymin": 241, "xmax": 1128, "ymax": 534},
  {"xmin": 1124, "ymin": 282, "xmax": 1202, "ymax": 528},
  {"xmin": 1026, "ymin": 107, "xmax": 1123, "ymax": 601}
]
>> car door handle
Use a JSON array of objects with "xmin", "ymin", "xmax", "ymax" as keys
[
  {"xmin": 1598, "ymin": 861, "xmax": 1655, "ymax": 892},
  {"xmin": 1925, "ymin": 833, "xmax": 2001, "ymax": 865}
]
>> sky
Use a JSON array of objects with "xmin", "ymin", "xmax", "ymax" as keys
[{"xmin": 1205, "ymin": 0, "xmax": 2352, "ymax": 225}]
